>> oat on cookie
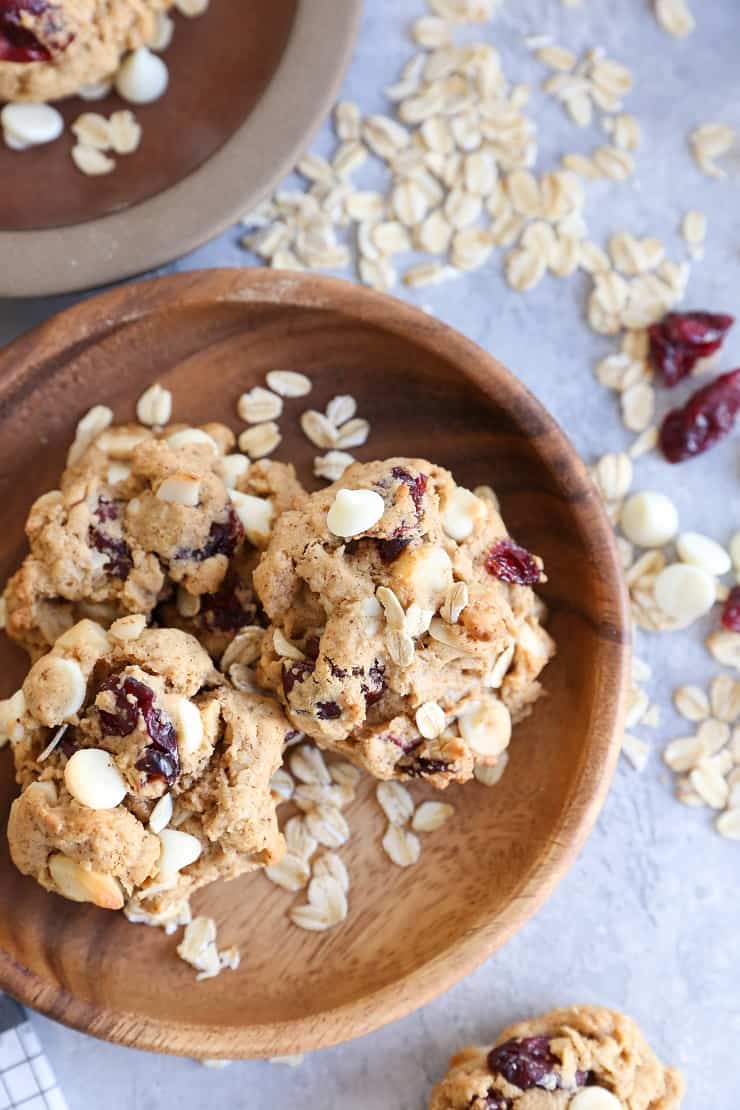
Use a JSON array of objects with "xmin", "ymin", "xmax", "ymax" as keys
[
  {"xmin": 3, "ymin": 423, "xmax": 271, "ymax": 659},
  {"xmin": 158, "ymin": 459, "xmax": 307, "ymax": 662},
  {"xmin": 3, "ymin": 619, "xmax": 288, "ymax": 924},
  {"xmin": 254, "ymin": 458, "xmax": 554, "ymax": 788},
  {"xmin": 429, "ymin": 1005, "xmax": 684, "ymax": 1110},
  {"xmin": 0, "ymin": 0, "xmax": 173, "ymax": 103}
]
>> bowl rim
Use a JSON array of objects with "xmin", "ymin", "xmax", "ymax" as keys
[
  {"xmin": 0, "ymin": 0, "xmax": 362, "ymax": 299},
  {"xmin": 0, "ymin": 269, "xmax": 631, "ymax": 1057}
]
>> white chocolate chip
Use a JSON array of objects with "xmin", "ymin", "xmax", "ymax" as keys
[
  {"xmin": 676, "ymin": 532, "xmax": 731, "ymax": 577},
  {"xmin": 163, "ymin": 695, "xmax": 203, "ymax": 757},
  {"xmin": 109, "ymin": 614, "xmax": 146, "ymax": 642},
  {"xmin": 654, "ymin": 564, "xmax": 716, "ymax": 624},
  {"xmin": 327, "ymin": 488, "xmax": 385, "ymax": 537},
  {"xmin": 107, "ymin": 462, "xmax": 131, "ymax": 484},
  {"xmin": 48, "ymin": 854, "xmax": 123, "ymax": 910},
  {"xmin": 441, "ymin": 486, "xmax": 487, "ymax": 541},
  {"xmin": 149, "ymin": 792, "xmax": 173, "ymax": 834},
  {"xmin": 115, "ymin": 47, "xmax": 169, "ymax": 105},
  {"xmin": 620, "ymin": 491, "xmax": 679, "ymax": 547},
  {"xmin": 64, "ymin": 748, "xmax": 128, "ymax": 810},
  {"xmin": 167, "ymin": 428, "xmax": 220, "ymax": 453},
  {"xmin": 415, "ymin": 701, "xmax": 446, "ymax": 739},
  {"xmin": 570, "ymin": 1090, "xmax": 621, "ymax": 1110},
  {"xmin": 458, "ymin": 697, "xmax": 512, "ymax": 758},
  {"xmin": 0, "ymin": 690, "xmax": 27, "ymax": 745},
  {"xmin": 158, "ymin": 828, "xmax": 202, "ymax": 876},
  {"xmin": 220, "ymin": 454, "xmax": 250, "ymax": 489},
  {"xmin": 229, "ymin": 490, "xmax": 275, "ymax": 545},
  {"xmin": 24, "ymin": 657, "xmax": 86, "ymax": 726},
  {"xmin": 1, "ymin": 103, "xmax": 64, "ymax": 147},
  {"xmin": 156, "ymin": 475, "xmax": 201, "ymax": 507}
]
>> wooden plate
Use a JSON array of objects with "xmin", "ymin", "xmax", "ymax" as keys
[
  {"xmin": 0, "ymin": 270, "xmax": 630, "ymax": 1058},
  {"xmin": 0, "ymin": 0, "xmax": 361, "ymax": 297}
]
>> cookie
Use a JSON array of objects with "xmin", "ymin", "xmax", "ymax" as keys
[
  {"xmin": 3, "ymin": 618, "xmax": 288, "ymax": 924},
  {"xmin": 3, "ymin": 423, "xmax": 298, "ymax": 660},
  {"xmin": 254, "ymin": 458, "xmax": 554, "ymax": 787},
  {"xmin": 429, "ymin": 1005, "xmax": 685, "ymax": 1110},
  {"xmin": 0, "ymin": 0, "xmax": 172, "ymax": 103}
]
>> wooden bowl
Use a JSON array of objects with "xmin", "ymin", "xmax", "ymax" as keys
[
  {"xmin": 0, "ymin": 0, "xmax": 361, "ymax": 297},
  {"xmin": 0, "ymin": 270, "xmax": 630, "ymax": 1057}
]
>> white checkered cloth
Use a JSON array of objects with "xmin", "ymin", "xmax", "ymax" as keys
[{"xmin": 0, "ymin": 996, "xmax": 67, "ymax": 1110}]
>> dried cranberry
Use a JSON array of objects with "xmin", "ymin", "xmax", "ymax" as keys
[
  {"xmin": 327, "ymin": 658, "xmax": 347, "ymax": 679},
  {"xmin": 362, "ymin": 660, "xmax": 386, "ymax": 706},
  {"xmin": 386, "ymin": 734, "xmax": 421, "ymax": 754},
  {"xmin": 199, "ymin": 584, "xmax": 254, "ymax": 632},
  {"xmin": 0, "ymin": 1, "xmax": 53, "ymax": 62},
  {"xmin": 97, "ymin": 674, "xmax": 179, "ymax": 785},
  {"xmin": 722, "ymin": 586, "xmax": 740, "ymax": 632},
  {"xmin": 305, "ymin": 635, "xmax": 321, "ymax": 661},
  {"xmin": 376, "ymin": 534, "xmax": 412, "ymax": 563},
  {"xmin": 344, "ymin": 539, "xmax": 360, "ymax": 555},
  {"xmin": 94, "ymin": 498, "xmax": 120, "ymax": 524},
  {"xmin": 89, "ymin": 528, "xmax": 132, "ymax": 580},
  {"xmin": 659, "ymin": 368, "xmax": 740, "ymax": 463},
  {"xmin": 391, "ymin": 466, "xmax": 428, "ymax": 514},
  {"xmin": 316, "ymin": 700, "xmax": 342, "ymax": 720},
  {"xmin": 58, "ymin": 733, "xmax": 78, "ymax": 758},
  {"xmin": 282, "ymin": 660, "xmax": 315, "ymax": 696},
  {"xmin": 178, "ymin": 506, "xmax": 244, "ymax": 562},
  {"xmin": 486, "ymin": 539, "xmax": 540, "ymax": 585},
  {"xmin": 576, "ymin": 1071, "xmax": 593, "ymax": 1087},
  {"xmin": 487, "ymin": 1037, "xmax": 559, "ymax": 1091},
  {"xmin": 406, "ymin": 756, "xmax": 451, "ymax": 776},
  {"xmin": 649, "ymin": 311, "xmax": 735, "ymax": 387}
]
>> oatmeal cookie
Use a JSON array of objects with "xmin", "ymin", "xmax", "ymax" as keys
[
  {"xmin": 4, "ymin": 423, "xmax": 287, "ymax": 659},
  {"xmin": 158, "ymin": 458, "xmax": 307, "ymax": 663},
  {"xmin": 0, "ymin": 0, "xmax": 172, "ymax": 103},
  {"xmin": 3, "ymin": 618, "xmax": 287, "ymax": 922},
  {"xmin": 254, "ymin": 458, "xmax": 554, "ymax": 788},
  {"xmin": 429, "ymin": 1005, "xmax": 684, "ymax": 1110}
]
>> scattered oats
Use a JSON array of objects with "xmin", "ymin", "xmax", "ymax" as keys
[
  {"xmin": 301, "ymin": 409, "xmax": 338, "ymax": 449},
  {"xmin": 690, "ymin": 122, "xmax": 736, "ymax": 180},
  {"xmin": 284, "ymin": 815, "xmax": 318, "ymax": 861},
  {"xmin": 313, "ymin": 852, "xmax": 350, "ymax": 895},
  {"xmin": 109, "ymin": 110, "xmax": 142, "ymax": 154},
  {"xmin": 412, "ymin": 800, "xmax": 455, "ymax": 832},
  {"xmin": 655, "ymin": 0, "xmax": 696, "ymax": 37},
  {"xmin": 273, "ymin": 628, "xmax": 305, "ymax": 661},
  {"xmin": 622, "ymin": 733, "xmax": 650, "ymax": 773},
  {"xmin": 359, "ymin": 255, "xmax": 397, "ymax": 293},
  {"xmin": 176, "ymin": 916, "xmax": 238, "ymax": 981},
  {"xmin": 674, "ymin": 685, "xmax": 710, "ymax": 722},
  {"xmin": 412, "ymin": 16, "xmax": 453, "ymax": 48},
  {"xmin": 609, "ymin": 113, "xmax": 642, "ymax": 152},
  {"xmin": 445, "ymin": 187, "xmax": 483, "ymax": 230},
  {"xmin": 716, "ymin": 808, "xmax": 740, "ymax": 840},
  {"xmin": 710, "ymin": 675, "xmax": 740, "ymax": 723},
  {"xmin": 664, "ymin": 734, "xmax": 706, "ymax": 772},
  {"xmin": 386, "ymin": 628, "xmax": 416, "ymax": 667},
  {"xmin": 474, "ymin": 752, "xmax": 508, "ymax": 786},
  {"xmin": 289, "ymin": 745, "xmax": 331, "ymax": 786},
  {"xmin": 304, "ymin": 805, "xmax": 351, "ymax": 848},
  {"xmin": 329, "ymin": 761, "xmax": 362, "ymax": 789},
  {"xmin": 175, "ymin": 0, "xmax": 209, "ymax": 14},
  {"xmin": 297, "ymin": 151, "xmax": 334, "ymax": 184},
  {"xmin": 307, "ymin": 872, "xmax": 348, "ymax": 921},
  {"xmin": 643, "ymin": 705, "xmax": 661, "ymax": 729},
  {"xmin": 706, "ymin": 630, "xmax": 740, "ymax": 671},
  {"xmin": 71, "ymin": 112, "xmax": 112, "ymax": 150},
  {"xmin": 269, "ymin": 1055, "xmax": 305, "ymax": 1067},
  {"xmin": 677, "ymin": 532, "xmax": 731, "ymax": 577},
  {"xmin": 237, "ymin": 386, "xmax": 283, "ymax": 424},
  {"xmin": 377, "ymin": 586, "xmax": 406, "ymax": 630},
  {"xmin": 593, "ymin": 452, "xmax": 633, "ymax": 502},
  {"xmin": 269, "ymin": 768, "xmax": 295, "ymax": 804},
  {"xmin": 689, "ymin": 761, "xmax": 729, "ymax": 809},
  {"xmin": 451, "ymin": 227, "xmax": 494, "ymax": 271},
  {"xmin": 697, "ymin": 717, "xmax": 731, "ymax": 755},
  {"xmin": 335, "ymin": 418, "xmax": 370, "ymax": 449},
  {"xmin": 415, "ymin": 701, "xmax": 446, "ymax": 739},
  {"xmin": 562, "ymin": 153, "xmax": 602, "ymax": 180},
  {"xmin": 404, "ymin": 261, "xmax": 452, "ymax": 287},
  {"xmin": 332, "ymin": 140, "xmax": 368, "ymax": 178},
  {"xmin": 289, "ymin": 901, "xmax": 339, "ymax": 932},
  {"xmin": 265, "ymin": 853, "xmax": 311, "ymax": 892},
  {"xmin": 592, "ymin": 146, "xmax": 635, "ymax": 181},
  {"xmin": 579, "ymin": 241, "xmax": 611, "ymax": 275},
  {"xmin": 417, "ymin": 210, "xmax": 454, "ymax": 254},
  {"xmin": 393, "ymin": 178, "xmax": 430, "ymax": 227},
  {"xmin": 505, "ymin": 247, "xmax": 547, "ymax": 292},
  {"xmin": 372, "ymin": 220, "xmax": 412, "ymax": 254},
  {"xmin": 325, "ymin": 395, "xmax": 357, "ymax": 428},
  {"xmin": 72, "ymin": 143, "xmax": 115, "ymax": 175},
  {"xmin": 382, "ymin": 823, "xmax": 421, "ymax": 868},
  {"xmin": 536, "ymin": 45, "xmax": 577, "ymax": 72},
  {"xmin": 314, "ymin": 450, "xmax": 354, "ymax": 482},
  {"xmin": 376, "ymin": 781, "xmax": 415, "ymax": 826},
  {"xmin": 628, "ymin": 426, "xmax": 659, "ymax": 459},
  {"xmin": 345, "ymin": 190, "xmax": 386, "ymax": 222},
  {"xmin": 266, "ymin": 370, "xmax": 312, "ymax": 397},
  {"xmin": 621, "ymin": 382, "xmax": 655, "ymax": 432},
  {"xmin": 238, "ymin": 422, "xmax": 281, "ymax": 459},
  {"xmin": 68, "ymin": 404, "xmax": 113, "ymax": 464},
  {"xmin": 682, "ymin": 209, "xmax": 706, "ymax": 258},
  {"xmin": 334, "ymin": 100, "xmax": 361, "ymax": 143}
]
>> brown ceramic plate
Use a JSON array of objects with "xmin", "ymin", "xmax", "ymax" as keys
[
  {"xmin": 0, "ymin": 0, "xmax": 361, "ymax": 298},
  {"xmin": 0, "ymin": 270, "xmax": 630, "ymax": 1057}
]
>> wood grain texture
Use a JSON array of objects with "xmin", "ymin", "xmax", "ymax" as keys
[
  {"xmin": 0, "ymin": 270, "xmax": 630, "ymax": 1058},
  {"xmin": 0, "ymin": 1, "xmax": 362, "ymax": 296}
]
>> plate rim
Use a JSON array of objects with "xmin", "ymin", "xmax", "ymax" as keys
[
  {"xmin": 0, "ymin": 0, "xmax": 362, "ymax": 299},
  {"xmin": 0, "ymin": 269, "xmax": 631, "ymax": 1057}
]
